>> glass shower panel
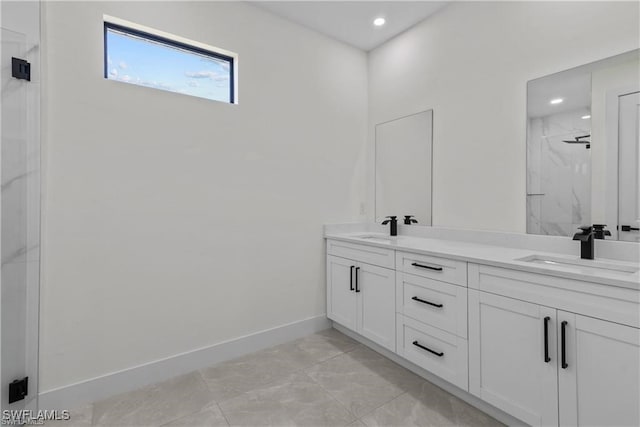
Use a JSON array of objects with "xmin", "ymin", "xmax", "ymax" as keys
[{"xmin": 1, "ymin": 27, "xmax": 40, "ymax": 412}]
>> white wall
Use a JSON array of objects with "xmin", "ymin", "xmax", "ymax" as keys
[
  {"xmin": 37, "ymin": 0, "xmax": 640, "ymax": 396},
  {"xmin": 40, "ymin": 1, "xmax": 367, "ymax": 392},
  {"xmin": 368, "ymin": 1, "xmax": 640, "ymax": 232}
]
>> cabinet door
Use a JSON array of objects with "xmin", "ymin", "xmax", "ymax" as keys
[
  {"xmin": 558, "ymin": 312, "xmax": 640, "ymax": 426},
  {"xmin": 469, "ymin": 290, "xmax": 558, "ymax": 426},
  {"xmin": 356, "ymin": 262, "xmax": 396, "ymax": 351},
  {"xmin": 327, "ymin": 256, "xmax": 357, "ymax": 330}
]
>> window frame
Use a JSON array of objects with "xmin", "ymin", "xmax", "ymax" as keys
[{"xmin": 103, "ymin": 21, "xmax": 235, "ymax": 104}]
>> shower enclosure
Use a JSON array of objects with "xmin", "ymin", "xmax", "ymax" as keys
[
  {"xmin": 527, "ymin": 110, "xmax": 592, "ymax": 236},
  {"xmin": 1, "ymin": 2, "xmax": 41, "ymax": 415}
]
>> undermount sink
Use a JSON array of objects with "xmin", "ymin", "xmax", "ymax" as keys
[
  {"xmin": 353, "ymin": 234, "xmax": 397, "ymax": 242},
  {"xmin": 516, "ymin": 254, "xmax": 639, "ymax": 275}
]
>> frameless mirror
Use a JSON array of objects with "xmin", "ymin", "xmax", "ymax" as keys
[
  {"xmin": 526, "ymin": 50, "xmax": 639, "ymax": 241},
  {"xmin": 375, "ymin": 110, "xmax": 433, "ymax": 225}
]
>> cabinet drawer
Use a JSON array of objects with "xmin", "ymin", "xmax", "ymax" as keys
[
  {"xmin": 327, "ymin": 239, "xmax": 395, "ymax": 269},
  {"xmin": 396, "ymin": 251, "xmax": 467, "ymax": 286},
  {"xmin": 396, "ymin": 272, "xmax": 467, "ymax": 338},
  {"xmin": 396, "ymin": 314, "xmax": 468, "ymax": 391}
]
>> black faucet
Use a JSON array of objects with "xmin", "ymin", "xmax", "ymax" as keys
[
  {"xmin": 592, "ymin": 224, "xmax": 611, "ymax": 240},
  {"xmin": 573, "ymin": 226, "xmax": 595, "ymax": 260},
  {"xmin": 382, "ymin": 216, "xmax": 398, "ymax": 236},
  {"xmin": 404, "ymin": 215, "xmax": 418, "ymax": 225}
]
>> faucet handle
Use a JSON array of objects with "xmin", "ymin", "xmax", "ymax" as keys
[
  {"xmin": 573, "ymin": 226, "xmax": 593, "ymax": 242},
  {"xmin": 577, "ymin": 225, "xmax": 593, "ymax": 234},
  {"xmin": 592, "ymin": 224, "xmax": 611, "ymax": 239},
  {"xmin": 404, "ymin": 215, "xmax": 418, "ymax": 224},
  {"xmin": 382, "ymin": 216, "xmax": 397, "ymax": 224}
]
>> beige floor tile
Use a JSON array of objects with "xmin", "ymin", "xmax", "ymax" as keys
[
  {"xmin": 55, "ymin": 329, "xmax": 501, "ymax": 427},
  {"xmin": 92, "ymin": 372, "xmax": 215, "ymax": 426},
  {"xmin": 450, "ymin": 396, "xmax": 504, "ymax": 427},
  {"xmin": 161, "ymin": 402, "xmax": 229, "ymax": 427},
  {"xmin": 360, "ymin": 380, "xmax": 504, "ymax": 427},
  {"xmin": 359, "ymin": 381, "xmax": 457, "ymax": 426},
  {"xmin": 292, "ymin": 328, "xmax": 360, "ymax": 361},
  {"xmin": 198, "ymin": 345, "xmax": 306, "ymax": 403},
  {"xmin": 41, "ymin": 404, "xmax": 93, "ymax": 427},
  {"xmin": 218, "ymin": 372, "xmax": 355, "ymax": 426},
  {"xmin": 200, "ymin": 330, "xmax": 357, "ymax": 402},
  {"xmin": 305, "ymin": 346, "xmax": 422, "ymax": 418},
  {"xmin": 348, "ymin": 347, "xmax": 426, "ymax": 393}
]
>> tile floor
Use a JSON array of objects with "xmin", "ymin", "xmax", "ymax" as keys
[{"xmin": 46, "ymin": 329, "xmax": 503, "ymax": 427}]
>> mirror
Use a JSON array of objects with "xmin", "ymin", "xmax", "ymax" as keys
[
  {"xmin": 526, "ymin": 50, "xmax": 640, "ymax": 241},
  {"xmin": 375, "ymin": 110, "xmax": 433, "ymax": 225}
]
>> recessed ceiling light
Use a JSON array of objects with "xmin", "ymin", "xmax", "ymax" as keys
[
  {"xmin": 550, "ymin": 98, "xmax": 564, "ymax": 105},
  {"xmin": 373, "ymin": 17, "xmax": 386, "ymax": 27},
  {"xmin": 581, "ymin": 115, "xmax": 591, "ymax": 119}
]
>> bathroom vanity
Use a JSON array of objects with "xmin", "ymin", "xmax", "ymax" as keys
[{"xmin": 325, "ymin": 226, "xmax": 640, "ymax": 427}]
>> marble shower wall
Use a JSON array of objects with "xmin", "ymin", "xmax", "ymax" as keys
[
  {"xmin": 527, "ymin": 109, "xmax": 591, "ymax": 236},
  {"xmin": 1, "ymin": 24, "xmax": 41, "ymax": 410}
]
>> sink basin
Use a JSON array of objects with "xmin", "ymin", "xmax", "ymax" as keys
[{"xmin": 516, "ymin": 255, "xmax": 639, "ymax": 275}]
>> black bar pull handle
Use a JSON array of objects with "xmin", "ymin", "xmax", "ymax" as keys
[
  {"xmin": 411, "ymin": 296, "xmax": 443, "ymax": 308},
  {"xmin": 412, "ymin": 340, "xmax": 444, "ymax": 357},
  {"xmin": 561, "ymin": 321, "xmax": 568, "ymax": 369},
  {"xmin": 355, "ymin": 267, "xmax": 361, "ymax": 292},
  {"xmin": 411, "ymin": 262, "xmax": 443, "ymax": 271},
  {"xmin": 349, "ymin": 266, "xmax": 354, "ymax": 291},
  {"xmin": 543, "ymin": 316, "xmax": 551, "ymax": 363}
]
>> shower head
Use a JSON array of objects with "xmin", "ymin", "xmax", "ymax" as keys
[{"xmin": 562, "ymin": 134, "xmax": 591, "ymax": 149}]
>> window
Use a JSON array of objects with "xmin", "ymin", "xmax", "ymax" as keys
[{"xmin": 104, "ymin": 21, "xmax": 235, "ymax": 103}]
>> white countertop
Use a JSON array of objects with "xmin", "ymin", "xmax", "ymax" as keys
[{"xmin": 325, "ymin": 231, "xmax": 640, "ymax": 290}]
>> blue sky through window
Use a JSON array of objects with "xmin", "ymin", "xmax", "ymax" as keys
[{"xmin": 105, "ymin": 26, "xmax": 232, "ymax": 103}]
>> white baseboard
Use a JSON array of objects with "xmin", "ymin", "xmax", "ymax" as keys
[
  {"xmin": 332, "ymin": 323, "xmax": 526, "ymax": 427},
  {"xmin": 38, "ymin": 315, "xmax": 331, "ymax": 410}
]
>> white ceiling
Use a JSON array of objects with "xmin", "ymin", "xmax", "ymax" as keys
[{"xmin": 251, "ymin": 1, "xmax": 450, "ymax": 51}]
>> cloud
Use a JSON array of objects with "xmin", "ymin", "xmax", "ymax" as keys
[
  {"xmin": 187, "ymin": 80, "xmax": 199, "ymax": 87},
  {"xmin": 185, "ymin": 70, "xmax": 230, "ymax": 84},
  {"xmin": 185, "ymin": 70, "xmax": 216, "ymax": 79},
  {"xmin": 119, "ymin": 61, "xmax": 128, "ymax": 70},
  {"xmin": 109, "ymin": 68, "xmax": 118, "ymax": 77},
  {"xmin": 120, "ymin": 75, "xmax": 132, "ymax": 82}
]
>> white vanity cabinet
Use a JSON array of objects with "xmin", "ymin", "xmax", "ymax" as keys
[
  {"xmin": 468, "ymin": 263, "xmax": 640, "ymax": 427},
  {"xmin": 326, "ymin": 234, "xmax": 639, "ymax": 427},
  {"xmin": 558, "ymin": 313, "xmax": 639, "ymax": 427},
  {"xmin": 395, "ymin": 251, "xmax": 469, "ymax": 390},
  {"xmin": 326, "ymin": 255, "xmax": 358, "ymax": 330},
  {"xmin": 468, "ymin": 290, "xmax": 559, "ymax": 426},
  {"xmin": 356, "ymin": 262, "xmax": 396, "ymax": 351},
  {"xmin": 326, "ymin": 240, "xmax": 396, "ymax": 351}
]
